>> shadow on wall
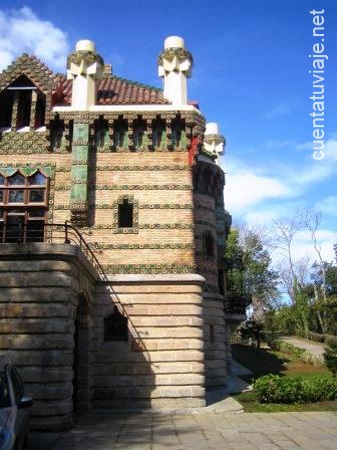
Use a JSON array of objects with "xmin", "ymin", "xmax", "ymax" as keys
[{"xmin": 91, "ymin": 283, "xmax": 155, "ymax": 410}]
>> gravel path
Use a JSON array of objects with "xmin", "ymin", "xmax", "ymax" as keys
[{"xmin": 280, "ymin": 336, "xmax": 325, "ymax": 358}]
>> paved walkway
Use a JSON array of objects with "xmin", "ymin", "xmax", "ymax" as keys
[
  {"xmin": 279, "ymin": 336, "xmax": 325, "ymax": 359},
  {"xmin": 27, "ymin": 411, "xmax": 337, "ymax": 449},
  {"xmin": 26, "ymin": 359, "xmax": 337, "ymax": 449}
]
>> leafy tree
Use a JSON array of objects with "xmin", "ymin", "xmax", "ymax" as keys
[
  {"xmin": 271, "ymin": 209, "xmax": 335, "ymax": 336},
  {"xmin": 224, "ymin": 227, "xmax": 279, "ymax": 320}
]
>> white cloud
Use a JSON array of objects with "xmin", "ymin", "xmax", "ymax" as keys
[
  {"xmin": 0, "ymin": 7, "xmax": 69, "ymax": 72},
  {"xmin": 318, "ymin": 196, "xmax": 337, "ymax": 216},
  {"xmin": 225, "ymin": 170, "xmax": 291, "ymax": 213},
  {"xmin": 269, "ymin": 229, "xmax": 335, "ymax": 270},
  {"xmin": 290, "ymin": 229, "xmax": 336, "ymax": 264},
  {"xmin": 225, "ymin": 138, "xmax": 337, "ymax": 219},
  {"xmin": 297, "ymin": 138, "xmax": 337, "ymax": 162}
]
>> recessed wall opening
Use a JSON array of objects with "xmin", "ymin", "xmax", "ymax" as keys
[
  {"xmin": 0, "ymin": 91, "xmax": 13, "ymax": 129},
  {"xmin": 118, "ymin": 199, "xmax": 133, "ymax": 228},
  {"xmin": 218, "ymin": 269, "xmax": 225, "ymax": 296},
  {"xmin": 0, "ymin": 76, "xmax": 46, "ymax": 131},
  {"xmin": 204, "ymin": 231, "xmax": 215, "ymax": 258},
  {"xmin": 104, "ymin": 308, "xmax": 128, "ymax": 341}
]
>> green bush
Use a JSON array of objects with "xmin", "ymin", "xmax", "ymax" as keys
[
  {"xmin": 253, "ymin": 374, "xmax": 337, "ymax": 404},
  {"xmin": 324, "ymin": 340, "xmax": 337, "ymax": 376},
  {"xmin": 267, "ymin": 339, "xmax": 324, "ymax": 366}
]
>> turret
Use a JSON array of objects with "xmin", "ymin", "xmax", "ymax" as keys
[
  {"xmin": 204, "ymin": 122, "xmax": 226, "ymax": 166},
  {"xmin": 67, "ymin": 40, "xmax": 104, "ymax": 109},
  {"xmin": 158, "ymin": 36, "xmax": 193, "ymax": 105}
]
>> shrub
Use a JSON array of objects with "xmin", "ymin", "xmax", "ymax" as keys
[
  {"xmin": 267, "ymin": 339, "xmax": 324, "ymax": 366},
  {"xmin": 253, "ymin": 374, "xmax": 337, "ymax": 404},
  {"xmin": 324, "ymin": 340, "xmax": 337, "ymax": 377}
]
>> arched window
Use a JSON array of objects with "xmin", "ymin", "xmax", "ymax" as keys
[
  {"xmin": 104, "ymin": 309, "xmax": 128, "ymax": 341},
  {"xmin": 0, "ymin": 170, "xmax": 48, "ymax": 243}
]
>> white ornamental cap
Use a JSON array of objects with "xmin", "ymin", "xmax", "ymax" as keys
[
  {"xmin": 75, "ymin": 39, "xmax": 96, "ymax": 52},
  {"xmin": 164, "ymin": 36, "xmax": 185, "ymax": 49},
  {"xmin": 205, "ymin": 123, "xmax": 220, "ymax": 135}
]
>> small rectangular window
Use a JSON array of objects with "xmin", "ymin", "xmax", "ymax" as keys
[
  {"xmin": 118, "ymin": 199, "xmax": 133, "ymax": 228},
  {"xmin": 17, "ymin": 91, "xmax": 32, "ymax": 129},
  {"xmin": 0, "ymin": 91, "xmax": 14, "ymax": 129}
]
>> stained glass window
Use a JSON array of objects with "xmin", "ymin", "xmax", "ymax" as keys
[
  {"xmin": 9, "ymin": 190, "xmax": 24, "ymax": 203},
  {"xmin": 29, "ymin": 190, "xmax": 44, "ymax": 203},
  {"xmin": 0, "ymin": 170, "xmax": 49, "ymax": 243},
  {"xmin": 29, "ymin": 172, "xmax": 46, "ymax": 186},
  {"xmin": 8, "ymin": 173, "xmax": 25, "ymax": 185}
]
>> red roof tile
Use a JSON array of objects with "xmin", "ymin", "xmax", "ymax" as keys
[{"xmin": 52, "ymin": 75, "xmax": 169, "ymax": 106}]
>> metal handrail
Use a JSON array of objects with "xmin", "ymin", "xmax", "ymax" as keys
[{"xmin": 0, "ymin": 220, "xmax": 104, "ymax": 275}]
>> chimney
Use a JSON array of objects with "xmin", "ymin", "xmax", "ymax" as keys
[
  {"xmin": 158, "ymin": 36, "xmax": 193, "ymax": 105},
  {"xmin": 204, "ymin": 122, "xmax": 226, "ymax": 166},
  {"xmin": 67, "ymin": 39, "xmax": 104, "ymax": 109},
  {"xmin": 103, "ymin": 64, "xmax": 112, "ymax": 76}
]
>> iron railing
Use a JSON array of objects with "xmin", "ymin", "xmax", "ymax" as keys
[{"xmin": 0, "ymin": 220, "xmax": 104, "ymax": 275}]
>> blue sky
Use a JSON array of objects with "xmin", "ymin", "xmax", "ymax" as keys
[{"xmin": 0, "ymin": 0, "xmax": 336, "ymax": 265}]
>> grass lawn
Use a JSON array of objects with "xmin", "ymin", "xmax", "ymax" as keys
[{"xmin": 232, "ymin": 343, "xmax": 337, "ymax": 412}]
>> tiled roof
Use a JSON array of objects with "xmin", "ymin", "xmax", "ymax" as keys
[{"xmin": 52, "ymin": 75, "xmax": 169, "ymax": 106}]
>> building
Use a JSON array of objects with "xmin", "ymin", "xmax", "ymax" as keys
[{"xmin": 0, "ymin": 36, "xmax": 241, "ymax": 430}]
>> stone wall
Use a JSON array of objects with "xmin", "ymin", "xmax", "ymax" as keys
[
  {"xmin": 0, "ymin": 244, "xmax": 98, "ymax": 430},
  {"xmin": 0, "ymin": 244, "xmax": 206, "ymax": 429},
  {"xmin": 92, "ymin": 274, "xmax": 205, "ymax": 410},
  {"xmin": 193, "ymin": 190, "xmax": 228, "ymax": 389}
]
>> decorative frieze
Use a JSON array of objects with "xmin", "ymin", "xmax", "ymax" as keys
[
  {"xmin": 89, "ymin": 243, "xmax": 194, "ymax": 250},
  {"xmin": 101, "ymin": 264, "xmax": 196, "ymax": 274},
  {"xmin": 81, "ymin": 223, "xmax": 194, "ymax": 231},
  {"xmin": 53, "ymin": 203, "xmax": 194, "ymax": 210},
  {"xmin": 92, "ymin": 164, "xmax": 189, "ymax": 171},
  {"xmin": 139, "ymin": 223, "xmax": 194, "ymax": 229},
  {"xmin": 56, "ymin": 184, "xmax": 192, "ymax": 191},
  {"xmin": 55, "ymin": 166, "xmax": 72, "ymax": 172},
  {"xmin": 139, "ymin": 203, "xmax": 193, "ymax": 209},
  {"xmin": 0, "ymin": 162, "xmax": 56, "ymax": 172},
  {"xmin": 71, "ymin": 179, "xmax": 87, "ymax": 185},
  {"xmin": 54, "ymin": 185, "xmax": 71, "ymax": 191}
]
